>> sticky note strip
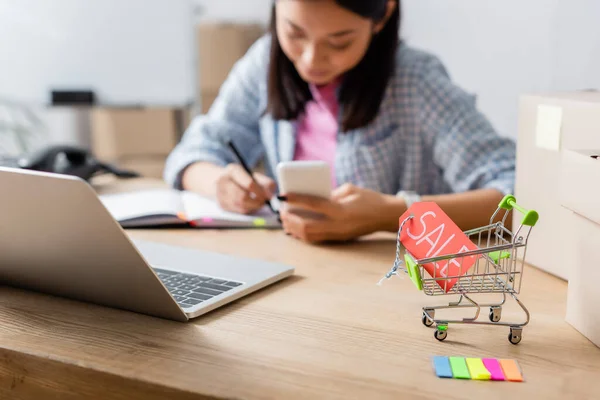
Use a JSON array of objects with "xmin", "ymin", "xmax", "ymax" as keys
[
  {"xmin": 177, "ymin": 212, "xmax": 187, "ymax": 221},
  {"xmin": 536, "ymin": 104, "xmax": 563, "ymax": 151},
  {"xmin": 483, "ymin": 358, "xmax": 506, "ymax": 381},
  {"xmin": 499, "ymin": 359, "xmax": 524, "ymax": 382},
  {"xmin": 449, "ymin": 357, "xmax": 470, "ymax": 379},
  {"xmin": 253, "ymin": 218, "xmax": 266, "ymax": 227},
  {"xmin": 432, "ymin": 356, "xmax": 453, "ymax": 378},
  {"xmin": 466, "ymin": 358, "xmax": 491, "ymax": 380}
]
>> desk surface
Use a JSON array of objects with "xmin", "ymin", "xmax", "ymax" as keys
[{"xmin": 1, "ymin": 178, "xmax": 599, "ymax": 399}]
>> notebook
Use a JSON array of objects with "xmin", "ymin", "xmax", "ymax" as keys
[{"xmin": 99, "ymin": 189, "xmax": 281, "ymax": 229}]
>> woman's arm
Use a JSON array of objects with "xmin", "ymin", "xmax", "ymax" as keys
[
  {"xmin": 377, "ymin": 188, "xmax": 507, "ymax": 233},
  {"xmin": 182, "ymin": 161, "xmax": 276, "ymax": 214},
  {"xmin": 180, "ymin": 162, "xmax": 224, "ymax": 198},
  {"xmin": 280, "ymin": 185, "xmax": 506, "ymax": 243},
  {"xmin": 163, "ymin": 36, "xmax": 271, "ymax": 192}
]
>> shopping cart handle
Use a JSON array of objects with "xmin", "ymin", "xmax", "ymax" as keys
[{"xmin": 499, "ymin": 195, "xmax": 539, "ymax": 227}]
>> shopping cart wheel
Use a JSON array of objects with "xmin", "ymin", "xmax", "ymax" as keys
[
  {"xmin": 508, "ymin": 328, "xmax": 522, "ymax": 345},
  {"xmin": 422, "ymin": 310, "xmax": 435, "ymax": 327},
  {"xmin": 434, "ymin": 328, "xmax": 448, "ymax": 341},
  {"xmin": 489, "ymin": 306, "xmax": 502, "ymax": 323}
]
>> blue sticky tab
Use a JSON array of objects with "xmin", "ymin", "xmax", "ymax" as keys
[{"xmin": 432, "ymin": 356, "xmax": 453, "ymax": 378}]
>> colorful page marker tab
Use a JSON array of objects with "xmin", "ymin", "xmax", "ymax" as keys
[
  {"xmin": 466, "ymin": 358, "xmax": 491, "ymax": 380},
  {"xmin": 499, "ymin": 359, "xmax": 524, "ymax": 382},
  {"xmin": 433, "ymin": 357, "xmax": 521, "ymax": 382},
  {"xmin": 177, "ymin": 212, "xmax": 187, "ymax": 221},
  {"xmin": 449, "ymin": 357, "xmax": 470, "ymax": 379},
  {"xmin": 482, "ymin": 358, "xmax": 506, "ymax": 381},
  {"xmin": 253, "ymin": 218, "xmax": 266, "ymax": 227},
  {"xmin": 432, "ymin": 356, "xmax": 453, "ymax": 378}
]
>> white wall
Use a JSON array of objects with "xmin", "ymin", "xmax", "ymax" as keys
[
  {"xmin": 193, "ymin": 0, "xmax": 271, "ymax": 24},
  {"xmin": 402, "ymin": 0, "xmax": 600, "ymax": 139},
  {"xmin": 17, "ymin": 0, "xmax": 600, "ymax": 150},
  {"xmin": 0, "ymin": 0, "xmax": 196, "ymax": 108}
]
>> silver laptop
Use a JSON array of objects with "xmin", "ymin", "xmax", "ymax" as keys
[{"xmin": 0, "ymin": 167, "xmax": 294, "ymax": 322}]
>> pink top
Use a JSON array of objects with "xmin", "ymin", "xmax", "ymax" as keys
[{"xmin": 293, "ymin": 80, "xmax": 340, "ymax": 188}]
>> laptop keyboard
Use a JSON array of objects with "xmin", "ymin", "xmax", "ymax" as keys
[{"xmin": 153, "ymin": 268, "xmax": 244, "ymax": 309}]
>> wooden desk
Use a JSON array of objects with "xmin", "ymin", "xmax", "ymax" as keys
[{"xmin": 1, "ymin": 179, "xmax": 599, "ymax": 399}]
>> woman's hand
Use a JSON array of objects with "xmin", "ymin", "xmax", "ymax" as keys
[
  {"xmin": 279, "ymin": 183, "xmax": 404, "ymax": 243},
  {"xmin": 215, "ymin": 164, "xmax": 276, "ymax": 214}
]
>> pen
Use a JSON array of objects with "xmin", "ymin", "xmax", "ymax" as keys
[{"xmin": 226, "ymin": 140, "xmax": 279, "ymax": 216}]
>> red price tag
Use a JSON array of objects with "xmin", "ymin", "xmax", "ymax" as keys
[{"xmin": 399, "ymin": 202, "xmax": 478, "ymax": 292}]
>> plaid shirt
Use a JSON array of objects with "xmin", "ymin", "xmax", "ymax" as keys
[{"xmin": 164, "ymin": 36, "xmax": 516, "ymax": 197}]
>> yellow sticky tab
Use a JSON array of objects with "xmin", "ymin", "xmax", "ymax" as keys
[
  {"xmin": 253, "ymin": 218, "xmax": 266, "ymax": 227},
  {"xmin": 499, "ymin": 359, "xmax": 524, "ymax": 382},
  {"xmin": 466, "ymin": 358, "xmax": 491, "ymax": 380}
]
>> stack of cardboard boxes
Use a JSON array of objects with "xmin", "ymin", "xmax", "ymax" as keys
[
  {"xmin": 561, "ymin": 147, "xmax": 600, "ymax": 348},
  {"xmin": 514, "ymin": 91, "xmax": 600, "ymax": 347},
  {"xmin": 90, "ymin": 23, "xmax": 265, "ymax": 179},
  {"xmin": 90, "ymin": 107, "xmax": 178, "ymax": 179},
  {"xmin": 197, "ymin": 23, "xmax": 264, "ymax": 114}
]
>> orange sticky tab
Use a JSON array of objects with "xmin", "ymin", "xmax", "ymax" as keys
[
  {"xmin": 176, "ymin": 212, "xmax": 187, "ymax": 221},
  {"xmin": 398, "ymin": 202, "xmax": 479, "ymax": 292},
  {"xmin": 499, "ymin": 359, "xmax": 523, "ymax": 382}
]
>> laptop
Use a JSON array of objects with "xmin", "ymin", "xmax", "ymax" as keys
[{"xmin": 0, "ymin": 167, "xmax": 295, "ymax": 322}]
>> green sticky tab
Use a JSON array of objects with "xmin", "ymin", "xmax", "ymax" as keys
[
  {"xmin": 253, "ymin": 218, "xmax": 266, "ymax": 227},
  {"xmin": 404, "ymin": 254, "xmax": 423, "ymax": 291},
  {"xmin": 466, "ymin": 358, "xmax": 491, "ymax": 380},
  {"xmin": 449, "ymin": 357, "xmax": 471, "ymax": 379}
]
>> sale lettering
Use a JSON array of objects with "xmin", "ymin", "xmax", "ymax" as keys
[{"xmin": 399, "ymin": 202, "xmax": 478, "ymax": 292}]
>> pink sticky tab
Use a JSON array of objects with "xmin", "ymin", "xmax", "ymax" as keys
[
  {"xmin": 202, "ymin": 217, "xmax": 214, "ymax": 223},
  {"xmin": 399, "ymin": 202, "xmax": 479, "ymax": 292},
  {"xmin": 483, "ymin": 358, "xmax": 505, "ymax": 381}
]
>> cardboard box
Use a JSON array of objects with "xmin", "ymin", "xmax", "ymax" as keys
[
  {"xmin": 560, "ymin": 148, "xmax": 600, "ymax": 347},
  {"xmin": 200, "ymin": 90, "xmax": 219, "ymax": 115},
  {"xmin": 560, "ymin": 149, "xmax": 600, "ymax": 223},
  {"xmin": 91, "ymin": 108, "xmax": 178, "ymax": 161},
  {"xmin": 514, "ymin": 91, "xmax": 600, "ymax": 280},
  {"xmin": 197, "ymin": 23, "xmax": 264, "ymax": 92},
  {"xmin": 118, "ymin": 157, "xmax": 167, "ymax": 180},
  {"xmin": 197, "ymin": 23, "xmax": 264, "ymax": 112}
]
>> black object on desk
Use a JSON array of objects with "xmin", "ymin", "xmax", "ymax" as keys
[
  {"xmin": 0, "ymin": 145, "xmax": 139, "ymax": 181},
  {"xmin": 51, "ymin": 90, "xmax": 96, "ymax": 105},
  {"xmin": 226, "ymin": 140, "xmax": 279, "ymax": 217}
]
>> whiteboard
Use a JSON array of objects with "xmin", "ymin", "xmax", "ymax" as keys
[{"xmin": 0, "ymin": 0, "xmax": 196, "ymax": 107}]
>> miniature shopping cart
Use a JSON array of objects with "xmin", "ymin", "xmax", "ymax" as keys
[{"xmin": 381, "ymin": 195, "xmax": 538, "ymax": 345}]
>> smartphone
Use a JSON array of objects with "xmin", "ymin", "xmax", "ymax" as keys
[{"xmin": 276, "ymin": 161, "xmax": 332, "ymax": 218}]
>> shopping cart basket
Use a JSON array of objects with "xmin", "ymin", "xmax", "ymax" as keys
[{"xmin": 380, "ymin": 195, "xmax": 538, "ymax": 345}]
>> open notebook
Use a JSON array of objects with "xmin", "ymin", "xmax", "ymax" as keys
[{"xmin": 99, "ymin": 189, "xmax": 281, "ymax": 229}]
